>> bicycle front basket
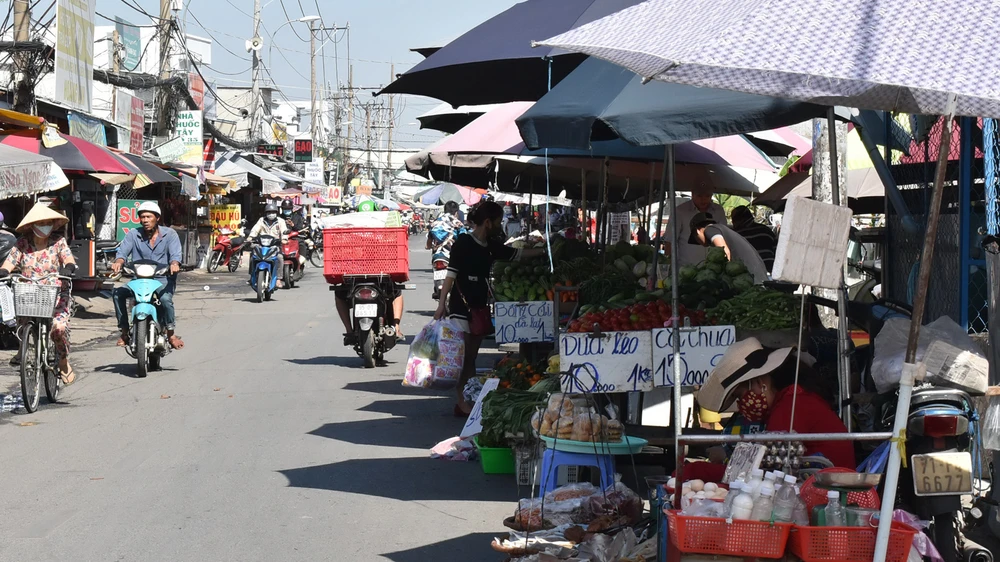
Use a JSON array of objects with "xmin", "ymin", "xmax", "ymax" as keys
[{"xmin": 13, "ymin": 283, "xmax": 60, "ymax": 318}]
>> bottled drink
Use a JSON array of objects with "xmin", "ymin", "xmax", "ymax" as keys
[
  {"xmin": 722, "ymin": 481, "xmax": 743, "ymax": 517},
  {"xmin": 755, "ymin": 471, "xmax": 778, "ymax": 501},
  {"xmin": 771, "ymin": 475, "xmax": 798, "ymax": 522},
  {"xmin": 750, "ymin": 487, "xmax": 775, "ymax": 521},
  {"xmin": 745, "ymin": 468, "xmax": 764, "ymax": 499},
  {"xmin": 730, "ymin": 486, "xmax": 755, "ymax": 520},
  {"xmin": 824, "ymin": 491, "xmax": 845, "ymax": 526},
  {"xmin": 792, "ymin": 497, "xmax": 810, "ymax": 526}
]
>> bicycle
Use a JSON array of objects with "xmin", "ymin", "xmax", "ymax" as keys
[{"xmin": 5, "ymin": 274, "xmax": 71, "ymax": 413}]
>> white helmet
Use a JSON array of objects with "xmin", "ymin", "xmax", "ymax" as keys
[{"xmin": 137, "ymin": 201, "xmax": 161, "ymax": 217}]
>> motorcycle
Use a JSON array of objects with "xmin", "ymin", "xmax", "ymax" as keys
[
  {"xmin": 121, "ymin": 260, "xmax": 171, "ymax": 378},
  {"xmin": 431, "ymin": 243, "xmax": 451, "ymax": 300},
  {"xmin": 248, "ymin": 235, "xmax": 281, "ymax": 302},
  {"xmin": 339, "ymin": 275, "xmax": 404, "ymax": 368},
  {"xmin": 207, "ymin": 224, "xmax": 247, "ymax": 273},
  {"xmin": 95, "ymin": 239, "xmax": 121, "ymax": 277},
  {"xmin": 281, "ymin": 230, "xmax": 304, "ymax": 289}
]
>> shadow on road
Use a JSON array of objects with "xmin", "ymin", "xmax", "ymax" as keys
[
  {"xmin": 358, "ymin": 397, "xmax": 451, "ymax": 417},
  {"xmin": 342, "ymin": 379, "xmax": 442, "ymax": 396},
  {"xmin": 278, "ymin": 457, "xmax": 518, "ymax": 503},
  {"xmin": 285, "ymin": 356, "xmax": 366, "ymax": 368},
  {"xmin": 73, "ymin": 308, "xmax": 113, "ymax": 320},
  {"xmin": 93, "ymin": 362, "xmax": 179, "ymax": 378},
  {"xmin": 308, "ymin": 415, "xmax": 449, "ymax": 450},
  {"xmin": 380, "ymin": 533, "xmax": 498, "ymax": 562}
]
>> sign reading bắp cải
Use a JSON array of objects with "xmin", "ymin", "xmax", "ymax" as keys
[{"xmin": 494, "ymin": 301, "xmax": 554, "ymax": 344}]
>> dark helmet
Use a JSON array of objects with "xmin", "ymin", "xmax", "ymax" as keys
[
  {"xmin": 280, "ymin": 199, "xmax": 293, "ymax": 211},
  {"xmin": 264, "ymin": 202, "xmax": 278, "ymax": 217}
]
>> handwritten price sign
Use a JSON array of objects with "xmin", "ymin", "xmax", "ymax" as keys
[
  {"xmin": 652, "ymin": 326, "xmax": 735, "ymax": 386},
  {"xmin": 559, "ymin": 331, "xmax": 653, "ymax": 393},
  {"xmin": 494, "ymin": 301, "xmax": 554, "ymax": 344},
  {"xmin": 459, "ymin": 378, "xmax": 500, "ymax": 438}
]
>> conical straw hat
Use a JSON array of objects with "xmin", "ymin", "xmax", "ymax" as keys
[{"xmin": 16, "ymin": 203, "xmax": 69, "ymax": 233}]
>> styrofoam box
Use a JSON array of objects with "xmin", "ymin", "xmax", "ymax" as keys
[{"xmin": 772, "ymin": 196, "xmax": 853, "ymax": 289}]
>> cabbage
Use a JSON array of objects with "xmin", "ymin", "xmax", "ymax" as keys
[
  {"xmin": 679, "ymin": 265, "xmax": 699, "ymax": 281},
  {"xmin": 633, "ymin": 261, "xmax": 647, "ymax": 277},
  {"xmin": 732, "ymin": 274, "xmax": 754, "ymax": 291},
  {"xmin": 707, "ymin": 247, "xmax": 728, "ymax": 264},
  {"xmin": 695, "ymin": 269, "xmax": 717, "ymax": 283},
  {"xmin": 725, "ymin": 260, "xmax": 748, "ymax": 276}
]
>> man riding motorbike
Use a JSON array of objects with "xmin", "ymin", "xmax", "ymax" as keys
[
  {"xmin": 280, "ymin": 199, "xmax": 314, "ymax": 266},
  {"xmin": 111, "ymin": 201, "xmax": 184, "ymax": 350},
  {"xmin": 426, "ymin": 201, "xmax": 464, "ymax": 251},
  {"xmin": 246, "ymin": 202, "xmax": 290, "ymax": 286}
]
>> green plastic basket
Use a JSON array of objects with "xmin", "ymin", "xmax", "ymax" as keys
[{"xmin": 475, "ymin": 437, "xmax": 515, "ymax": 474}]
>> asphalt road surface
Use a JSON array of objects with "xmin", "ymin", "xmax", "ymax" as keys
[{"xmin": 0, "ymin": 238, "xmax": 516, "ymax": 561}]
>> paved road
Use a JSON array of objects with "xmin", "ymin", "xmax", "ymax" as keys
[{"xmin": 0, "ymin": 239, "xmax": 515, "ymax": 561}]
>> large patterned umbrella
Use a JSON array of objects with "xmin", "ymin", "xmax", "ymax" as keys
[
  {"xmin": 0, "ymin": 129, "xmax": 138, "ymax": 174},
  {"xmin": 414, "ymin": 183, "xmax": 483, "ymax": 206}
]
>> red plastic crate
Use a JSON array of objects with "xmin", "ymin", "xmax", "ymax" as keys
[
  {"xmin": 665, "ymin": 510, "xmax": 793, "ymax": 559},
  {"xmin": 323, "ymin": 227, "xmax": 409, "ymax": 284},
  {"xmin": 788, "ymin": 521, "xmax": 917, "ymax": 562}
]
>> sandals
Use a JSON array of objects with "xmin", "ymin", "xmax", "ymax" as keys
[
  {"xmin": 59, "ymin": 368, "xmax": 76, "ymax": 386},
  {"xmin": 168, "ymin": 335, "xmax": 185, "ymax": 350}
]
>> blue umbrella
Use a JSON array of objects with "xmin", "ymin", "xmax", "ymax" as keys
[
  {"xmin": 377, "ymin": 0, "xmax": 644, "ymax": 107},
  {"xmin": 516, "ymin": 57, "xmax": 825, "ymax": 150}
]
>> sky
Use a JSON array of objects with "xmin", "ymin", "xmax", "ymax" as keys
[{"xmin": 97, "ymin": 0, "xmax": 521, "ymax": 151}]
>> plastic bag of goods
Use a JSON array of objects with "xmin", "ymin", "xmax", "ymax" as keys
[
  {"xmin": 983, "ymin": 394, "xmax": 1000, "ymax": 451},
  {"xmin": 871, "ymin": 316, "xmax": 988, "ymax": 394},
  {"xmin": 432, "ymin": 318, "xmax": 466, "ymax": 387},
  {"xmin": 403, "ymin": 321, "xmax": 440, "ymax": 388}
]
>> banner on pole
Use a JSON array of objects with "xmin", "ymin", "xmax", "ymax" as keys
[
  {"xmin": 114, "ymin": 17, "xmax": 141, "ymax": 71},
  {"xmin": 176, "ymin": 110, "xmax": 203, "ymax": 166},
  {"xmin": 55, "ymin": 0, "xmax": 96, "ymax": 113}
]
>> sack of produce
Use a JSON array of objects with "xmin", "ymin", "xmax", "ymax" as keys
[
  {"xmin": 432, "ymin": 318, "xmax": 466, "ymax": 387},
  {"xmin": 403, "ymin": 321, "xmax": 441, "ymax": 388}
]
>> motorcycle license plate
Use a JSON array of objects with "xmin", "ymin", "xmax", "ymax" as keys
[
  {"xmin": 433, "ymin": 269, "xmax": 448, "ymax": 281},
  {"xmin": 354, "ymin": 303, "xmax": 378, "ymax": 318},
  {"xmin": 911, "ymin": 452, "xmax": 973, "ymax": 496}
]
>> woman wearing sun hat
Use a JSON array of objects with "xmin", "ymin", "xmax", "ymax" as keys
[
  {"xmin": 698, "ymin": 337, "xmax": 854, "ymax": 469},
  {"xmin": 0, "ymin": 203, "xmax": 78, "ymax": 385}
]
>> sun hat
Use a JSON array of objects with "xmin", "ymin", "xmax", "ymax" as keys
[
  {"xmin": 688, "ymin": 211, "xmax": 718, "ymax": 244},
  {"xmin": 696, "ymin": 338, "xmax": 797, "ymax": 413},
  {"xmin": 16, "ymin": 203, "xmax": 69, "ymax": 233}
]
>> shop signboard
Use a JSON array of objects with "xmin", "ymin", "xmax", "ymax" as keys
[
  {"xmin": 116, "ymin": 199, "xmax": 152, "ymax": 241},
  {"xmin": 176, "ymin": 110, "xmax": 203, "ymax": 166},
  {"xmin": 326, "ymin": 185, "xmax": 342, "ymax": 206},
  {"xmin": 115, "ymin": 17, "xmax": 141, "ymax": 71},
  {"xmin": 651, "ymin": 326, "xmax": 736, "ymax": 386},
  {"xmin": 559, "ymin": 331, "xmax": 653, "ymax": 393},
  {"xmin": 354, "ymin": 179, "xmax": 374, "ymax": 196},
  {"xmin": 202, "ymin": 137, "xmax": 216, "ymax": 171},
  {"xmin": 257, "ymin": 144, "xmax": 284, "ymax": 158},
  {"xmin": 116, "ymin": 91, "xmax": 144, "ymax": 155},
  {"xmin": 294, "ymin": 139, "xmax": 313, "ymax": 162},
  {"xmin": 55, "ymin": 0, "xmax": 95, "ymax": 113},
  {"xmin": 155, "ymin": 137, "xmax": 186, "ymax": 164},
  {"xmin": 608, "ymin": 212, "xmax": 631, "ymax": 244},
  {"xmin": 494, "ymin": 301, "xmax": 554, "ymax": 344},
  {"xmin": 209, "ymin": 205, "xmax": 241, "ymax": 237},
  {"xmin": 304, "ymin": 158, "xmax": 324, "ymax": 183},
  {"xmin": 189, "ymin": 73, "xmax": 205, "ymax": 110},
  {"xmin": 459, "ymin": 378, "xmax": 500, "ymax": 439}
]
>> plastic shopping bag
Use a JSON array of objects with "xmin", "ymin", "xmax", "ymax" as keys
[
  {"xmin": 982, "ymin": 395, "xmax": 1000, "ymax": 451},
  {"xmin": 403, "ymin": 321, "xmax": 440, "ymax": 388},
  {"xmin": 432, "ymin": 318, "xmax": 465, "ymax": 388}
]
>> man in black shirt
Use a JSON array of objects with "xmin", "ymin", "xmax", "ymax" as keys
[{"xmin": 730, "ymin": 206, "xmax": 778, "ymax": 272}]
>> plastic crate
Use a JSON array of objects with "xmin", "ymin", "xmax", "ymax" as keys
[
  {"xmin": 475, "ymin": 437, "xmax": 515, "ymax": 474},
  {"xmin": 514, "ymin": 442, "xmax": 579, "ymax": 487},
  {"xmin": 665, "ymin": 510, "xmax": 793, "ymax": 559},
  {"xmin": 788, "ymin": 522, "xmax": 917, "ymax": 562},
  {"xmin": 323, "ymin": 227, "xmax": 409, "ymax": 284}
]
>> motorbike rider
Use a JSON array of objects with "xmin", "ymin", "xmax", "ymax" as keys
[
  {"xmin": 111, "ymin": 201, "xmax": 184, "ymax": 350},
  {"xmin": 280, "ymin": 199, "xmax": 313, "ymax": 265},
  {"xmin": 246, "ymin": 202, "xmax": 289, "ymax": 285},
  {"xmin": 426, "ymin": 201, "xmax": 464, "ymax": 251}
]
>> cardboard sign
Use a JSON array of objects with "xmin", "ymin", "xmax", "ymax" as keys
[
  {"xmin": 116, "ymin": 199, "xmax": 152, "ymax": 241},
  {"xmin": 258, "ymin": 144, "xmax": 284, "ymax": 158},
  {"xmin": 294, "ymin": 139, "xmax": 313, "ymax": 162},
  {"xmin": 559, "ymin": 331, "xmax": 654, "ymax": 393},
  {"xmin": 652, "ymin": 326, "xmax": 736, "ymax": 386},
  {"xmin": 460, "ymin": 378, "xmax": 501, "ymax": 438},
  {"xmin": 494, "ymin": 301, "xmax": 554, "ymax": 344}
]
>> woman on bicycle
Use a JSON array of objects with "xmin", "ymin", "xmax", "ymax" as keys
[{"xmin": 0, "ymin": 204, "xmax": 77, "ymax": 385}]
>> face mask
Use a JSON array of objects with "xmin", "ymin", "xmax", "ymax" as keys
[
  {"xmin": 33, "ymin": 224, "xmax": 54, "ymax": 237},
  {"xmin": 265, "ymin": 213, "xmax": 277, "ymax": 221},
  {"xmin": 282, "ymin": 211, "xmax": 291, "ymax": 217},
  {"xmin": 738, "ymin": 385, "xmax": 770, "ymax": 422}
]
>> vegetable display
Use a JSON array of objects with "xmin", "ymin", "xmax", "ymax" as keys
[
  {"xmin": 707, "ymin": 285, "xmax": 802, "ymax": 330},
  {"xmin": 479, "ymin": 389, "xmax": 548, "ymax": 448},
  {"xmin": 493, "ymin": 357, "xmax": 547, "ymax": 390},
  {"xmin": 568, "ymin": 299, "xmax": 707, "ymax": 333}
]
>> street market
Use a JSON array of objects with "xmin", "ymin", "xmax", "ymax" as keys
[{"xmin": 0, "ymin": 1, "xmax": 998, "ymax": 561}]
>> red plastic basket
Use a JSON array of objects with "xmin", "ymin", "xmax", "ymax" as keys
[
  {"xmin": 665, "ymin": 510, "xmax": 793, "ymax": 559},
  {"xmin": 788, "ymin": 522, "xmax": 917, "ymax": 562},
  {"xmin": 800, "ymin": 468, "xmax": 881, "ymax": 514},
  {"xmin": 323, "ymin": 227, "xmax": 409, "ymax": 284}
]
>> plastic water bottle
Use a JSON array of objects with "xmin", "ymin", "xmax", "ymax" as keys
[
  {"xmin": 750, "ymin": 487, "xmax": 775, "ymax": 521},
  {"xmin": 722, "ymin": 481, "xmax": 743, "ymax": 517},
  {"xmin": 755, "ymin": 471, "xmax": 778, "ymax": 501},
  {"xmin": 771, "ymin": 475, "xmax": 799, "ymax": 522},
  {"xmin": 792, "ymin": 497, "xmax": 810, "ymax": 526},
  {"xmin": 745, "ymin": 468, "xmax": 764, "ymax": 499},
  {"xmin": 824, "ymin": 491, "xmax": 845, "ymax": 526},
  {"xmin": 730, "ymin": 485, "xmax": 755, "ymax": 520}
]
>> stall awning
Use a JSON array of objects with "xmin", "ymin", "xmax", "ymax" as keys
[
  {"xmin": 170, "ymin": 164, "xmax": 238, "ymax": 192},
  {"xmin": 118, "ymin": 152, "xmax": 181, "ymax": 185},
  {"xmin": 217, "ymin": 156, "xmax": 285, "ymax": 194},
  {"xmin": 90, "ymin": 173, "xmax": 135, "ymax": 185},
  {"xmin": 0, "ymin": 144, "xmax": 69, "ymax": 197}
]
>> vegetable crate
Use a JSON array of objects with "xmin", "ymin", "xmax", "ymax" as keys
[
  {"xmin": 323, "ymin": 227, "xmax": 409, "ymax": 284},
  {"xmin": 788, "ymin": 522, "xmax": 917, "ymax": 562},
  {"xmin": 665, "ymin": 510, "xmax": 793, "ymax": 559}
]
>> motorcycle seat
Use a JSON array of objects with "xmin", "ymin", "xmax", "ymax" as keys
[
  {"xmin": 96, "ymin": 240, "xmax": 120, "ymax": 250},
  {"xmin": 909, "ymin": 387, "xmax": 971, "ymax": 410},
  {"xmin": 230, "ymin": 237, "xmax": 245, "ymax": 247}
]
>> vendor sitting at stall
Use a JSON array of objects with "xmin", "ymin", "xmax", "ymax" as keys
[{"xmin": 682, "ymin": 338, "xmax": 854, "ymax": 482}]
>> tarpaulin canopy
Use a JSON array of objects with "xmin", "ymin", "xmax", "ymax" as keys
[
  {"xmin": 516, "ymin": 57, "xmax": 825, "ymax": 150},
  {"xmin": 377, "ymin": 0, "xmax": 644, "ymax": 106},
  {"xmin": 414, "ymin": 183, "xmax": 483, "ymax": 206},
  {"xmin": 0, "ymin": 144, "xmax": 69, "ymax": 197},
  {"xmin": 216, "ymin": 154, "xmax": 284, "ymax": 194},
  {"xmin": 118, "ymin": 152, "xmax": 181, "ymax": 185},
  {"xmin": 0, "ymin": 129, "xmax": 136, "ymax": 174}
]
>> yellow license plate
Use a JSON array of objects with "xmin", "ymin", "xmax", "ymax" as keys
[{"xmin": 911, "ymin": 452, "xmax": 973, "ymax": 496}]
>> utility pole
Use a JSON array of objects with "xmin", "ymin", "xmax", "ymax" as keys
[
  {"xmin": 110, "ymin": 27, "xmax": 121, "ymax": 146},
  {"xmin": 365, "ymin": 102, "xmax": 372, "ymax": 183},
  {"xmin": 386, "ymin": 63, "xmax": 394, "ymax": 199},
  {"xmin": 250, "ymin": 0, "xmax": 262, "ymax": 142},
  {"xmin": 12, "ymin": 0, "xmax": 31, "ymax": 112},
  {"xmin": 309, "ymin": 20, "xmax": 317, "ymax": 157},
  {"xmin": 154, "ymin": 0, "xmax": 173, "ymax": 137},
  {"xmin": 346, "ymin": 65, "xmax": 354, "ymax": 178}
]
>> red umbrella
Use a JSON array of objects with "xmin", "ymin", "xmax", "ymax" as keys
[{"xmin": 0, "ymin": 129, "xmax": 136, "ymax": 174}]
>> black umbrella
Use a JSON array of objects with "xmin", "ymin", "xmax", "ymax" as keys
[
  {"xmin": 516, "ymin": 57, "xmax": 826, "ymax": 150},
  {"xmin": 377, "ymin": 0, "xmax": 643, "ymax": 106}
]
